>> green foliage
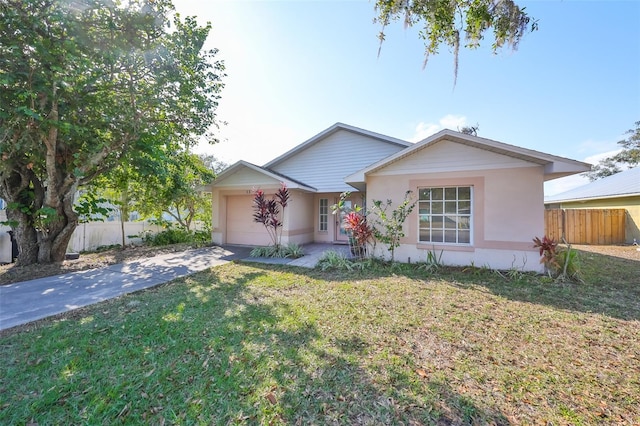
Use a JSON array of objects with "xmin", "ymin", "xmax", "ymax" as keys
[
  {"xmin": 75, "ymin": 191, "xmax": 113, "ymax": 224},
  {"xmin": 136, "ymin": 152, "xmax": 217, "ymax": 229},
  {"xmin": 369, "ymin": 190, "xmax": 417, "ymax": 262},
  {"xmin": 374, "ymin": 0, "xmax": 538, "ymax": 83},
  {"xmin": 283, "ymin": 243, "xmax": 305, "ymax": 259},
  {"xmin": 0, "ymin": 0, "xmax": 224, "ymax": 264},
  {"xmin": 533, "ymin": 235, "xmax": 559, "ymax": 273},
  {"xmin": 32, "ymin": 207, "xmax": 59, "ymax": 234},
  {"xmin": 92, "ymin": 244, "xmax": 122, "ymax": 253},
  {"xmin": 143, "ymin": 227, "xmax": 210, "ymax": 247},
  {"xmin": 555, "ymin": 246, "xmax": 582, "ymax": 283},
  {"xmin": 316, "ymin": 250, "xmax": 358, "ymax": 271},
  {"xmin": 332, "ymin": 192, "xmax": 373, "ymax": 259},
  {"xmin": 1, "ymin": 259, "xmax": 639, "ymax": 424},
  {"xmin": 533, "ymin": 235, "xmax": 582, "ymax": 282},
  {"xmin": 585, "ymin": 120, "xmax": 640, "ymax": 180},
  {"xmin": 416, "ymin": 247, "xmax": 444, "ymax": 273},
  {"xmin": 250, "ymin": 243, "xmax": 304, "ymax": 259}
]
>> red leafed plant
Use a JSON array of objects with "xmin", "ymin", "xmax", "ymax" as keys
[
  {"xmin": 253, "ymin": 183, "xmax": 290, "ymax": 248},
  {"xmin": 344, "ymin": 211, "xmax": 374, "ymax": 257},
  {"xmin": 532, "ymin": 235, "xmax": 559, "ymax": 273}
]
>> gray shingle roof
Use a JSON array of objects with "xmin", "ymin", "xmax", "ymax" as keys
[{"xmin": 545, "ymin": 167, "xmax": 640, "ymax": 203}]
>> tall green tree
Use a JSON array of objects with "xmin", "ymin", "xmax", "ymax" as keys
[
  {"xmin": 0, "ymin": 0, "xmax": 224, "ymax": 265},
  {"xmin": 374, "ymin": 0, "xmax": 538, "ymax": 82},
  {"xmin": 585, "ymin": 121, "xmax": 640, "ymax": 181},
  {"xmin": 90, "ymin": 150, "xmax": 223, "ymax": 246},
  {"xmin": 134, "ymin": 151, "xmax": 218, "ymax": 232}
]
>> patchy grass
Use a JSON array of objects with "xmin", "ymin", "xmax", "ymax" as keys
[{"xmin": 1, "ymin": 248, "xmax": 639, "ymax": 424}]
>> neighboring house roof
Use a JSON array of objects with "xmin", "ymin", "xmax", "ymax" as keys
[
  {"xmin": 545, "ymin": 167, "xmax": 640, "ymax": 204},
  {"xmin": 345, "ymin": 129, "xmax": 591, "ymax": 187},
  {"xmin": 211, "ymin": 160, "xmax": 316, "ymax": 192},
  {"xmin": 263, "ymin": 122, "xmax": 412, "ymax": 168}
]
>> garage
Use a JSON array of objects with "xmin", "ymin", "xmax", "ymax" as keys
[{"xmin": 225, "ymin": 195, "xmax": 272, "ymax": 246}]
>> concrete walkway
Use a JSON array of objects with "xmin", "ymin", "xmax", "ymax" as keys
[
  {"xmin": 243, "ymin": 243, "xmax": 351, "ymax": 268},
  {"xmin": 0, "ymin": 243, "xmax": 349, "ymax": 332}
]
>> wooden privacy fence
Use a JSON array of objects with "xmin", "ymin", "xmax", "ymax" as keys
[{"xmin": 544, "ymin": 209, "xmax": 626, "ymax": 244}]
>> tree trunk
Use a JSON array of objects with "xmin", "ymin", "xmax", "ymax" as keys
[
  {"xmin": 38, "ymin": 203, "xmax": 78, "ymax": 263},
  {"xmin": 6, "ymin": 208, "xmax": 39, "ymax": 266},
  {"xmin": 4, "ymin": 180, "xmax": 79, "ymax": 266}
]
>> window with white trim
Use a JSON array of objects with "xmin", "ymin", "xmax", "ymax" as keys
[
  {"xmin": 418, "ymin": 186, "xmax": 472, "ymax": 244},
  {"xmin": 319, "ymin": 198, "xmax": 328, "ymax": 231}
]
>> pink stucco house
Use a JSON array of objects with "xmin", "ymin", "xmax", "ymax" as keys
[{"xmin": 209, "ymin": 123, "xmax": 589, "ymax": 271}]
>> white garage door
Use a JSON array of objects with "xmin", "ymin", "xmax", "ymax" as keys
[{"xmin": 226, "ymin": 195, "xmax": 272, "ymax": 246}]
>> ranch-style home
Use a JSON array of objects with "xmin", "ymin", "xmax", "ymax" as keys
[{"xmin": 209, "ymin": 123, "xmax": 590, "ymax": 271}]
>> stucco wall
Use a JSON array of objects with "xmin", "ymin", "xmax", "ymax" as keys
[
  {"xmin": 213, "ymin": 188, "xmax": 316, "ymax": 246},
  {"xmin": 282, "ymin": 190, "xmax": 315, "ymax": 245},
  {"xmin": 211, "ymin": 177, "xmax": 284, "ymax": 245},
  {"xmin": 222, "ymin": 193, "xmax": 273, "ymax": 246},
  {"xmin": 365, "ymin": 166, "xmax": 544, "ymax": 271}
]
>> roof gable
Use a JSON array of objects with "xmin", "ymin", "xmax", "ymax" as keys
[
  {"xmin": 345, "ymin": 130, "xmax": 591, "ymax": 186},
  {"xmin": 263, "ymin": 123, "xmax": 411, "ymax": 169},
  {"xmin": 545, "ymin": 167, "xmax": 640, "ymax": 203},
  {"xmin": 265, "ymin": 123, "xmax": 412, "ymax": 193},
  {"xmin": 211, "ymin": 160, "xmax": 316, "ymax": 191}
]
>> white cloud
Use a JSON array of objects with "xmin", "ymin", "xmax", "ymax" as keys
[{"xmin": 410, "ymin": 114, "xmax": 467, "ymax": 142}]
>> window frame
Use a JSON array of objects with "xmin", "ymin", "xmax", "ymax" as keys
[
  {"xmin": 319, "ymin": 198, "xmax": 328, "ymax": 232},
  {"xmin": 417, "ymin": 186, "xmax": 473, "ymax": 245}
]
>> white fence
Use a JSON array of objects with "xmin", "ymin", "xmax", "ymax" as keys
[
  {"xmin": 68, "ymin": 221, "xmax": 163, "ymax": 253},
  {"xmin": 0, "ymin": 213, "xmax": 163, "ymax": 263}
]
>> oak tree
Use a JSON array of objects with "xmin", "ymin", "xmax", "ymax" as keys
[
  {"xmin": 375, "ymin": 0, "xmax": 538, "ymax": 83},
  {"xmin": 0, "ymin": 0, "xmax": 224, "ymax": 264},
  {"xmin": 585, "ymin": 121, "xmax": 640, "ymax": 181}
]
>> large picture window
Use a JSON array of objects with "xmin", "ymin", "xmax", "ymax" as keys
[
  {"xmin": 418, "ymin": 186, "xmax": 472, "ymax": 244},
  {"xmin": 319, "ymin": 198, "xmax": 328, "ymax": 231}
]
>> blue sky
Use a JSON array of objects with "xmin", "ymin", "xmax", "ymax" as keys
[{"xmin": 174, "ymin": 0, "xmax": 640, "ymax": 195}]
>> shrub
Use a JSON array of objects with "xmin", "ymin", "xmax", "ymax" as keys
[
  {"xmin": 533, "ymin": 235, "xmax": 581, "ymax": 282},
  {"xmin": 343, "ymin": 211, "xmax": 374, "ymax": 258},
  {"xmin": 316, "ymin": 250, "xmax": 355, "ymax": 271},
  {"xmin": 532, "ymin": 235, "xmax": 559, "ymax": 273},
  {"xmin": 252, "ymin": 184, "xmax": 289, "ymax": 248},
  {"xmin": 369, "ymin": 191, "xmax": 417, "ymax": 262},
  {"xmin": 282, "ymin": 243, "xmax": 304, "ymax": 258},
  {"xmin": 143, "ymin": 227, "xmax": 211, "ymax": 246},
  {"xmin": 250, "ymin": 243, "xmax": 304, "ymax": 259},
  {"xmin": 416, "ymin": 247, "xmax": 444, "ymax": 273}
]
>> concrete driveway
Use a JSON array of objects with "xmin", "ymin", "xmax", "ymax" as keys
[{"xmin": 0, "ymin": 245, "xmax": 251, "ymax": 332}]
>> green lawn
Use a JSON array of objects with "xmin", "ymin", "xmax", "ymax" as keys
[{"xmin": 1, "ymin": 250, "xmax": 639, "ymax": 425}]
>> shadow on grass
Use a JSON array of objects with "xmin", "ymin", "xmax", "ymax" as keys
[
  {"xmin": 183, "ymin": 268, "xmax": 510, "ymax": 424},
  {"xmin": 445, "ymin": 249, "xmax": 640, "ymax": 321},
  {"xmin": 243, "ymin": 246, "xmax": 640, "ymax": 322},
  {"xmin": 0, "ymin": 266, "xmax": 510, "ymax": 425}
]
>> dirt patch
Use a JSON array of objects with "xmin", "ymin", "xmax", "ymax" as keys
[
  {"xmin": 573, "ymin": 244, "xmax": 640, "ymax": 262},
  {"xmin": 0, "ymin": 243, "xmax": 211, "ymax": 286}
]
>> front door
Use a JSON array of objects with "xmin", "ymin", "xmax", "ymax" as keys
[{"xmin": 335, "ymin": 199, "xmax": 352, "ymax": 243}]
